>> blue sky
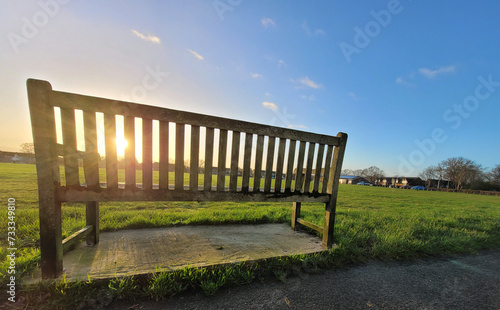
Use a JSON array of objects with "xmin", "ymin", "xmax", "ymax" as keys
[{"xmin": 1, "ymin": 0, "xmax": 499, "ymax": 176}]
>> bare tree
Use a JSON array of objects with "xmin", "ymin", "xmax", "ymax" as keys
[
  {"xmin": 440, "ymin": 157, "xmax": 483, "ymax": 190},
  {"xmin": 419, "ymin": 165, "xmax": 438, "ymax": 188},
  {"xmin": 360, "ymin": 166, "xmax": 385, "ymax": 184},
  {"xmin": 434, "ymin": 163, "xmax": 445, "ymax": 188},
  {"xmin": 20, "ymin": 142, "xmax": 34, "ymax": 154},
  {"xmin": 490, "ymin": 164, "xmax": 500, "ymax": 184},
  {"xmin": 341, "ymin": 169, "xmax": 354, "ymax": 175}
]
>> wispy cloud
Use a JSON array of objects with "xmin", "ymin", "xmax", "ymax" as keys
[
  {"xmin": 395, "ymin": 76, "xmax": 417, "ymax": 87},
  {"xmin": 131, "ymin": 29, "xmax": 161, "ymax": 44},
  {"xmin": 301, "ymin": 94, "xmax": 316, "ymax": 101},
  {"xmin": 251, "ymin": 73, "xmax": 262, "ymax": 78},
  {"xmin": 301, "ymin": 20, "xmax": 325, "ymax": 36},
  {"xmin": 418, "ymin": 65, "xmax": 456, "ymax": 78},
  {"xmin": 187, "ymin": 49, "xmax": 204, "ymax": 60},
  {"xmin": 278, "ymin": 59, "xmax": 287, "ymax": 68},
  {"xmin": 299, "ymin": 76, "xmax": 323, "ymax": 89},
  {"xmin": 261, "ymin": 17, "xmax": 275, "ymax": 27},
  {"xmin": 349, "ymin": 92, "xmax": 358, "ymax": 100},
  {"xmin": 262, "ymin": 101, "xmax": 278, "ymax": 111}
]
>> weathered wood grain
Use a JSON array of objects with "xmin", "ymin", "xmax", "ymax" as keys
[
  {"xmin": 52, "ymin": 90, "xmax": 340, "ymax": 146},
  {"xmin": 142, "ymin": 118, "xmax": 153, "ymax": 190},
  {"xmin": 294, "ymin": 141, "xmax": 307, "ymax": 192},
  {"xmin": 303, "ymin": 143, "xmax": 316, "ymax": 193},
  {"xmin": 321, "ymin": 145, "xmax": 334, "ymax": 194},
  {"xmin": 241, "ymin": 133, "xmax": 253, "ymax": 193},
  {"xmin": 60, "ymin": 188, "xmax": 331, "ymax": 203},
  {"xmin": 60, "ymin": 108, "xmax": 79, "ymax": 187},
  {"xmin": 124, "ymin": 116, "xmax": 136, "ymax": 190},
  {"xmin": 217, "ymin": 129, "xmax": 228, "ymax": 191},
  {"xmin": 83, "ymin": 111, "xmax": 100, "ymax": 190},
  {"xmin": 229, "ymin": 131, "xmax": 240, "ymax": 192},
  {"xmin": 159, "ymin": 121, "xmax": 169, "ymax": 189},
  {"xmin": 253, "ymin": 135, "xmax": 264, "ymax": 192},
  {"xmin": 175, "ymin": 123, "xmax": 185, "ymax": 190},
  {"xmin": 313, "ymin": 144, "xmax": 325, "ymax": 193},
  {"xmin": 104, "ymin": 113, "xmax": 118, "ymax": 190},
  {"xmin": 190, "ymin": 125, "xmax": 200, "ymax": 190},
  {"xmin": 27, "ymin": 79, "xmax": 63, "ymax": 278},
  {"xmin": 264, "ymin": 137, "xmax": 276, "ymax": 192},
  {"xmin": 323, "ymin": 132, "xmax": 348, "ymax": 248},
  {"xmin": 274, "ymin": 138, "xmax": 286, "ymax": 193},
  {"xmin": 284, "ymin": 140, "xmax": 297, "ymax": 193},
  {"xmin": 204, "ymin": 128, "xmax": 214, "ymax": 191}
]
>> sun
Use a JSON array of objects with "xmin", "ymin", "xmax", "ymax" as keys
[{"xmin": 116, "ymin": 137, "xmax": 128, "ymax": 157}]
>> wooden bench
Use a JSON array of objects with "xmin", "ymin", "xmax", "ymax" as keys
[{"xmin": 27, "ymin": 79, "xmax": 348, "ymax": 279}]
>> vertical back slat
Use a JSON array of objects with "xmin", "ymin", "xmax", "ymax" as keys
[
  {"xmin": 321, "ymin": 145, "xmax": 334, "ymax": 193},
  {"xmin": 303, "ymin": 143, "xmax": 316, "ymax": 193},
  {"xmin": 229, "ymin": 131, "xmax": 240, "ymax": 191},
  {"xmin": 253, "ymin": 135, "xmax": 264, "ymax": 192},
  {"xmin": 313, "ymin": 144, "xmax": 325, "ymax": 193},
  {"xmin": 217, "ymin": 129, "xmax": 228, "ymax": 191},
  {"xmin": 294, "ymin": 141, "xmax": 306, "ymax": 192},
  {"xmin": 204, "ymin": 128, "xmax": 214, "ymax": 191},
  {"xmin": 241, "ymin": 133, "xmax": 253, "ymax": 193},
  {"xmin": 264, "ymin": 137, "xmax": 276, "ymax": 192},
  {"xmin": 142, "ymin": 118, "xmax": 153, "ymax": 190},
  {"xmin": 83, "ymin": 111, "xmax": 99, "ymax": 190},
  {"xmin": 274, "ymin": 138, "xmax": 286, "ymax": 193},
  {"xmin": 104, "ymin": 113, "xmax": 118, "ymax": 189},
  {"xmin": 190, "ymin": 125, "xmax": 200, "ymax": 190},
  {"xmin": 175, "ymin": 123, "xmax": 185, "ymax": 190},
  {"xmin": 159, "ymin": 121, "xmax": 169, "ymax": 189},
  {"xmin": 124, "ymin": 116, "xmax": 136, "ymax": 190},
  {"xmin": 60, "ymin": 108, "xmax": 79, "ymax": 187},
  {"xmin": 284, "ymin": 140, "xmax": 297, "ymax": 193}
]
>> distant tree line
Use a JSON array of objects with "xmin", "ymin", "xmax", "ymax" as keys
[
  {"xmin": 419, "ymin": 157, "xmax": 500, "ymax": 191},
  {"xmin": 341, "ymin": 166, "xmax": 385, "ymax": 184}
]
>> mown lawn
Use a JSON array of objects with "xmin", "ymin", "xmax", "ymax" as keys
[{"xmin": 0, "ymin": 162, "xmax": 499, "ymax": 307}]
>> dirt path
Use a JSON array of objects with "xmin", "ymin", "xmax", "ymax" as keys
[{"xmin": 111, "ymin": 249, "xmax": 500, "ymax": 309}]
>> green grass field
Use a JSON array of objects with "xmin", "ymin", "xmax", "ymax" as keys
[{"xmin": 1, "ymin": 162, "xmax": 499, "ymax": 307}]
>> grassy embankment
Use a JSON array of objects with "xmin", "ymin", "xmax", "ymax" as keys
[{"xmin": 0, "ymin": 163, "xmax": 499, "ymax": 308}]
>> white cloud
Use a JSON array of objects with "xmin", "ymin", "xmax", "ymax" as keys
[
  {"xmin": 251, "ymin": 73, "xmax": 262, "ymax": 78},
  {"xmin": 299, "ymin": 76, "xmax": 322, "ymax": 89},
  {"xmin": 261, "ymin": 17, "xmax": 275, "ymax": 27},
  {"xmin": 131, "ymin": 29, "xmax": 161, "ymax": 44},
  {"xmin": 395, "ymin": 76, "xmax": 416, "ymax": 87},
  {"xmin": 301, "ymin": 94, "xmax": 316, "ymax": 101},
  {"xmin": 349, "ymin": 92, "xmax": 358, "ymax": 99},
  {"xmin": 278, "ymin": 59, "xmax": 287, "ymax": 68},
  {"xmin": 187, "ymin": 49, "xmax": 204, "ymax": 60},
  {"xmin": 301, "ymin": 20, "xmax": 325, "ymax": 36},
  {"xmin": 262, "ymin": 101, "xmax": 278, "ymax": 111},
  {"xmin": 418, "ymin": 65, "xmax": 456, "ymax": 78}
]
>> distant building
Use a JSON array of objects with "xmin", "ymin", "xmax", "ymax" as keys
[
  {"xmin": 375, "ymin": 177, "xmax": 423, "ymax": 187},
  {"xmin": 0, "ymin": 151, "xmax": 35, "ymax": 164},
  {"xmin": 339, "ymin": 175, "xmax": 369, "ymax": 185}
]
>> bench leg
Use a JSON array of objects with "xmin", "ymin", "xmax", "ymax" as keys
[
  {"xmin": 86, "ymin": 201, "xmax": 99, "ymax": 245},
  {"xmin": 291, "ymin": 202, "xmax": 301, "ymax": 230},
  {"xmin": 39, "ymin": 199, "xmax": 63, "ymax": 279},
  {"xmin": 322, "ymin": 201, "xmax": 336, "ymax": 248}
]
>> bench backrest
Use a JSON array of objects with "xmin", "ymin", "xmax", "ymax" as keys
[{"xmin": 28, "ymin": 79, "xmax": 347, "ymax": 204}]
